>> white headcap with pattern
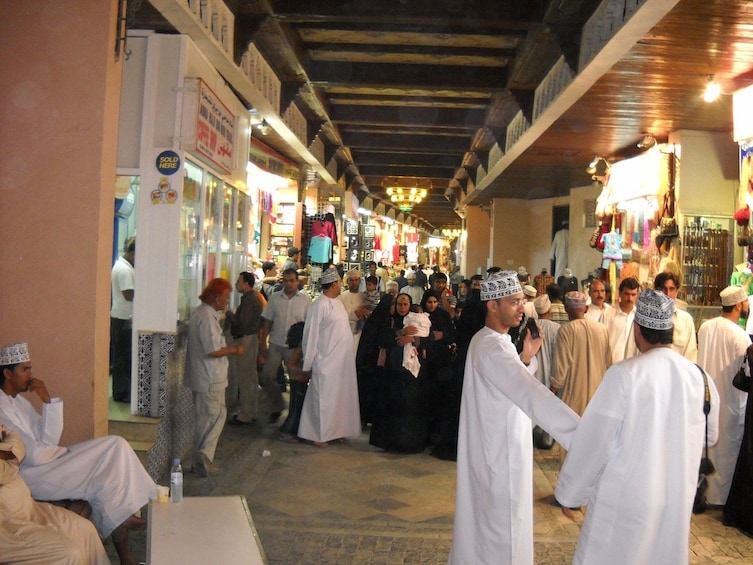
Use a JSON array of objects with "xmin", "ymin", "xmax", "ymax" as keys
[
  {"xmin": 634, "ymin": 289, "xmax": 674, "ymax": 330},
  {"xmin": 480, "ymin": 270, "xmax": 522, "ymax": 301},
  {"xmin": 320, "ymin": 267, "xmax": 341, "ymax": 285},
  {"xmin": 0, "ymin": 343, "xmax": 30, "ymax": 366}
]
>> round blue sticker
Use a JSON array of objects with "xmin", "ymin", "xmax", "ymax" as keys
[{"xmin": 156, "ymin": 150, "xmax": 181, "ymax": 176}]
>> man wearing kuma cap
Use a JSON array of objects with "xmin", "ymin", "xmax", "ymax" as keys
[
  {"xmin": 298, "ymin": 267, "xmax": 361, "ymax": 447},
  {"xmin": 0, "ymin": 341, "xmax": 156, "ymax": 564},
  {"xmin": 449, "ymin": 270, "xmax": 579, "ymax": 565},
  {"xmin": 697, "ymin": 284, "xmax": 751, "ymax": 506},
  {"xmin": 556, "ymin": 289, "xmax": 720, "ymax": 564}
]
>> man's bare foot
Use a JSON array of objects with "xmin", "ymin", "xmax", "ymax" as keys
[
  {"xmin": 111, "ymin": 523, "xmax": 136, "ymax": 565},
  {"xmin": 123, "ymin": 513, "xmax": 146, "ymax": 530},
  {"xmin": 561, "ymin": 506, "xmax": 581, "ymax": 521},
  {"xmin": 312, "ymin": 441, "xmax": 328, "ymax": 448}
]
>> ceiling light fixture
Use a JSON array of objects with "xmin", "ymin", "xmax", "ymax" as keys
[
  {"xmin": 258, "ymin": 119, "xmax": 271, "ymax": 136},
  {"xmin": 585, "ymin": 155, "xmax": 600, "ymax": 175},
  {"xmin": 637, "ymin": 133, "xmax": 657, "ymax": 150},
  {"xmin": 585, "ymin": 157, "xmax": 611, "ymax": 182},
  {"xmin": 383, "ymin": 176, "xmax": 431, "ymax": 213},
  {"xmin": 441, "ymin": 228, "xmax": 462, "ymax": 239},
  {"xmin": 703, "ymin": 78, "xmax": 722, "ymax": 103}
]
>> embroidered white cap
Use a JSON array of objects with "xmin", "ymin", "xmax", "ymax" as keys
[
  {"xmin": 634, "ymin": 289, "xmax": 674, "ymax": 330},
  {"xmin": 480, "ymin": 270, "xmax": 522, "ymax": 301},
  {"xmin": 0, "ymin": 343, "xmax": 30, "ymax": 365}
]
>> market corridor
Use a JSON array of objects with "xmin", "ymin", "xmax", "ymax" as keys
[{"xmin": 110, "ymin": 418, "xmax": 753, "ymax": 564}]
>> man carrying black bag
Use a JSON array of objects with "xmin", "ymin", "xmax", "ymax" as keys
[{"xmin": 556, "ymin": 290, "xmax": 720, "ymax": 564}]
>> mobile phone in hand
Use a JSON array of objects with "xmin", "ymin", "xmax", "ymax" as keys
[{"xmin": 525, "ymin": 317, "xmax": 540, "ymax": 340}]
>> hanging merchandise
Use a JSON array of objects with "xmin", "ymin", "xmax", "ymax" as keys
[
  {"xmin": 308, "ymin": 234, "xmax": 333, "ymax": 263},
  {"xmin": 655, "ymin": 163, "xmax": 678, "ymax": 251}
]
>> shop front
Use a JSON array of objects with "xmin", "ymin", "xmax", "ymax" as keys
[
  {"xmin": 117, "ymin": 32, "xmax": 261, "ymax": 474},
  {"xmin": 591, "ymin": 133, "xmax": 740, "ymax": 327}
]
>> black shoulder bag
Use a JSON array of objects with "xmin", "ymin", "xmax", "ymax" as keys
[
  {"xmin": 733, "ymin": 354, "xmax": 751, "ymax": 393},
  {"xmin": 693, "ymin": 364, "xmax": 715, "ymax": 514}
]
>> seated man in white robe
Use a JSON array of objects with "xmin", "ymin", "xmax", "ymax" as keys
[
  {"xmin": 0, "ymin": 424, "xmax": 110, "ymax": 565},
  {"xmin": 0, "ymin": 342, "xmax": 156, "ymax": 565}
]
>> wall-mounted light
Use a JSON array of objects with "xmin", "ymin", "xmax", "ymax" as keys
[{"xmin": 637, "ymin": 133, "xmax": 657, "ymax": 150}]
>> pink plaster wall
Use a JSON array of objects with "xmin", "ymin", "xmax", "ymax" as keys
[{"xmin": 0, "ymin": 1, "xmax": 122, "ymax": 443}]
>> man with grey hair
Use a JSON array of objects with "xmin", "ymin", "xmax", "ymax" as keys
[
  {"xmin": 557, "ymin": 290, "xmax": 719, "ymax": 563},
  {"xmin": 450, "ymin": 271, "xmax": 579, "ymax": 565}
]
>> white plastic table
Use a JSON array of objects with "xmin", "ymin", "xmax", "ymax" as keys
[{"xmin": 147, "ymin": 495, "xmax": 266, "ymax": 564}]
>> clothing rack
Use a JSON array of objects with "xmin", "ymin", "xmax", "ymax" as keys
[{"xmin": 303, "ymin": 203, "xmax": 338, "ymax": 268}]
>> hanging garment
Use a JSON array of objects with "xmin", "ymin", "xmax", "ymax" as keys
[{"xmin": 308, "ymin": 235, "xmax": 332, "ymax": 264}]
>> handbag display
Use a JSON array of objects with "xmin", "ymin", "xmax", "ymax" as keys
[{"xmin": 693, "ymin": 364, "xmax": 715, "ymax": 514}]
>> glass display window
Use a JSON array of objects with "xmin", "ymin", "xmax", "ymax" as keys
[
  {"xmin": 178, "ymin": 161, "xmax": 204, "ymax": 322},
  {"xmin": 180, "ymin": 160, "xmax": 258, "ymax": 319}
]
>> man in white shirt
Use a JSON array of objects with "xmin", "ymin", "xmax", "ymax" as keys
[
  {"xmin": 654, "ymin": 271, "xmax": 697, "ymax": 362},
  {"xmin": 258, "ymin": 268, "xmax": 311, "ymax": 424},
  {"xmin": 697, "ymin": 285, "xmax": 751, "ymax": 505},
  {"xmin": 584, "ymin": 279, "xmax": 610, "ymax": 323},
  {"xmin": 604, "ymin": 277, "xmax": 640, "ymax": 363},
  {"xmin": 110, "ymin": 237, "xmax": 135, "ymax": 402}
]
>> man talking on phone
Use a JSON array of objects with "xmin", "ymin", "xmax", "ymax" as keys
[{"xmin": 449, "ymin": 270, "xmax": 579, "ymax": 564}]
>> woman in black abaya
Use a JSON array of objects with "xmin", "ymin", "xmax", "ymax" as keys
[
  {"xmin": 723, "ymin": 347, "xmax": 753, "ymax": 537},
  {"xmin": 369, "ymin": 293, "xmax": 430, "ymax": 453}
]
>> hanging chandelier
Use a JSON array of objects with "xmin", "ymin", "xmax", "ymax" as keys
[
  {"xmin": 441, "ymin": 228, "xmax": 462, "ymax": 239},
  {"xmin": 383, "ymin": 176, "xmax": 431, "ymax": 213}
]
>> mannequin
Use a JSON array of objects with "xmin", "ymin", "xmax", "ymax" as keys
[
  {"xmin": 557, "ymin": 268, "xmax": 579, "ymax": 293},
  {"xmin": 550, "ymin": 221, "xmax": 569, "ymax": 280}
]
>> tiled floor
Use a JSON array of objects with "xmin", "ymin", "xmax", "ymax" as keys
[{"xmin": 111, "ymin": 418, "xmax": 753, "ymax": 564}]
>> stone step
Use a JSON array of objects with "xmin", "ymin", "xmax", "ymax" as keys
[
  {"xmin": 109, "ymin": 416, "xmax": 160, "ymax": 443},
  {"xmin": 128, "ymin": 440, "xmax": 152, "ymax": 468}
]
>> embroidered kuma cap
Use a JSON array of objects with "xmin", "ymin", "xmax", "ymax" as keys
[
  {"xmin": 320, "ymin": 267, "xmax": 341, "ymax": 285},
  {"xmin": 720, "ymin": 285, "xmax": 748, "ymax": 307},
  {"xmin": 480, "ymin": 270, "xmax": 522, "ymax": 301},
  {"xmin": 564, "ymin": 291, "xmax": 587, "ymax": 310},
  {"xmin": 522, "ymin": 285, "xmax": 537, "ymax": 298},
  {"xmin": 634, "ymin": 289, "xmax": 674, "ymax": 330},
  {"xmin": 0, "ymin": 343, "xmax": 30, "ymax": 365},
  {"xmin": 533, "ymin": 295, "xmax": 551, "ymax": 315}
]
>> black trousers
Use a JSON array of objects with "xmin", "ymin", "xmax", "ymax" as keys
[{"xmin": 110, "ymin": 317, "xmax": 132, "ymax": 401}]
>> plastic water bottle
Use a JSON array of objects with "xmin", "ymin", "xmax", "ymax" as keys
[{"xmin": 170, "ymin": 458, "xmax": 183, "ymax": 503}]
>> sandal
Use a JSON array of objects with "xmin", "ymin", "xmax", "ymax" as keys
[{"xmin": 312, "ymin": 441, "xmax": 329, "ymax": 448}]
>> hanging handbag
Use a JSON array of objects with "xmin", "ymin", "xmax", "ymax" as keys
[
  {"xmin": 658, "ymin": 188, "xmax": 678, "ymax": 238},
  {"xmin": 732, "ymin": 354, "xmax": 751, "ymax": 392},
  {"xmin": 693, "ymin": 364, "xmax": 716, "ymax": 514}
]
